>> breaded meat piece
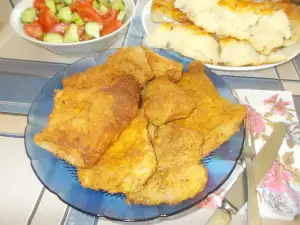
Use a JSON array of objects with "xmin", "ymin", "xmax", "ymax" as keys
[
  {"xmin": 142, "ymin": 46, "xmax": 183, "ymax": 82},
  {"xmin": 63, "ymin": 47, "xmax": 154, "ymax": 89},
  {"xmin": 78, "ymin": 112, "xmax": 157, "ymax": 193},
  {"xmin": 143, "ymin": 78, "xmax": 195, "ymax": 126},
  {"xmin": 170, "ymin": 62, "xmax": 247, "ymax": 158},
  {"xmin": 34, "ymin": 75, "xmax": 140, "ymax": 168},
  {"xmin": 127, "ymin": 125, "xmax": 208, "ymax": 205}
]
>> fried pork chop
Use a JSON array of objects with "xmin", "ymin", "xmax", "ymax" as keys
[
  {"xmin": 126, "ymin": 125, "xmax": 208, "ymax": 205},
  {"xmin": 143, "ymin": 78, "xmax": 195, "ymax": 126},
  {"xmin": 142, "ymin": 47, "xmax": 183, "ymax": 82},
  {"xmin": 170, "ymin": 62, "xmax": 247, "ymax": 158},
  {"xmin": 34, "ymin": 75, "xmax": 140, "ymax": 168},
  {"xmin": 63, "ymin": 47, "xmax": 154, "ymax": 89},
  {"xmin": 78, "ymin": 112, "xmax": 157, "ymax": 193}
]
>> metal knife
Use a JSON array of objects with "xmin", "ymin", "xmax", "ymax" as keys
[{"xmin": 206, "ymin": 122, "xmax": 286, "ymax": 225}]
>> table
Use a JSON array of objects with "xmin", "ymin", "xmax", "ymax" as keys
[{"xmin": 0, "ymin": 0, "xmax": 300, "ymax": 224}]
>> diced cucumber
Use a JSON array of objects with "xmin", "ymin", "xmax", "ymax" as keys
[
  {"xmin": 85, "ymin": 22, "xmax": 102, "ymax": 38},
  {"xmin": 21, "ymin": 7, "xmax": 37, "ymax": 24},
  {"xmin": 72, "ymin": 12, "xmax": 85, "ymax": 25},
  {"xmin": 64, "ymin": 0, "xmax": 72, "ymax": 5},
  {"xmin": 54, "ymin": 0, "xmax": 62, "ymax": 3},
  {"xmin": 46, "ymin": 0, "xmax": 56, "ymax": 14},
  {"xmin": 56, "ymin": 3, "xmax": 65, "ymax": 10},
  {"xmin": 117, "ymin": 11, "xmax": 126, "ymax": 21},
  {"xmin": 93, "ymin": 0, "xmax": 100, "ymax": 9},
  {"xmin": 75, "ymin": 19, "xmax": 85, "ymax": 25},
  {"xmin": 72, "ymin": 12, "xmax": 81, "ymax": 21},
  {"xmin": 102, "ymin": 0, "xmax": 112, "ymax": 7},
  {"xmin": 99, "ymin": 5, "xmax": 108, "ymax": 13},
  {"xmin": 63, "ymin": 24, "xmax": 79, "ymax": 43},
  {"xmin": 112, "ymin": 0, "xmax": 125, "ymax": 11},
  {"xmin": 43, "ymin": 33, "xmax": 64, "ymax": 43},
  {"xmin": 57, "ymin": 7, "xmax": 73, "ymax": 23}
]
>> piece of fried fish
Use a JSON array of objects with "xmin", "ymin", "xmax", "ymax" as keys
[
  {"xmin": 34, "ymin": 75, "xmax": 140, "ymax": 168},
  {"xmin": 126, "ymin": 125, "xmax": 207, "ymax": 205},
  {"xmin": 78, "ymin": 112, "xmax": 157, "ymax": 193}
]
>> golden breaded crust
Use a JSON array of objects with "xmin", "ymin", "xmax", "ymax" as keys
[
  {"xmin": 34, "ymin": 75, "xmax": 140, "ymax": 168},
  {"xmin": 126, "ymin": 125, "xmax": 207, "ymax": 205},
  {"xmin": 63, "ymin": 47, "xmax": 154, "ymax": 89},
  {"xmin": 142, "ymin": 46, "xmax": 183, "ymax": 82},
  {"xmin": 143, "ymin": 77, "xmax": 195, "ymax": 126},
  {"xmin": 170, "ymin": 64, "xmax": 247, "ymax": 158},
  {"xmin": 78, "ymin": 112, "xmax": 157, "ymax": 194}
]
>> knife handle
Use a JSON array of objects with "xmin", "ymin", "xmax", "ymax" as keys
[{"xmin": 205, "ymin": 208, "xmax": 232, "ymax": 225}]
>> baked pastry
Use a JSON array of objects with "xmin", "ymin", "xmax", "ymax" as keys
[
  {"xmin": 174, "ymin": 0, "xmax": 292, "ymax": 54},
  {"xmin": 145, "ymin": 22, "xmax": 219, "ymax": 64}
]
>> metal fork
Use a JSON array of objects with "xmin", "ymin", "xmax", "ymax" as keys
[{"xmin": 244, "ymin": 114, "xmax": 262, "ymax": 225}]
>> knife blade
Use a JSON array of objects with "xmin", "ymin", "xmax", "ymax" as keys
[{"xmin": 206, "ymin": 122, "xmax": 286, "ymax": 225}]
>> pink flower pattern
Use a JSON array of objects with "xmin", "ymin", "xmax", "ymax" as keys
[
  {"xmin": 259, "ymin": 163, "xmax": 299, "ymax": 215},
  {"xmin": 246, "ymin": 105, "xmax": 265, "ymax": 135},
  {"xmin": 198, "ymin": 92, "xmax": 300, "ymax": 218},
  {"xmin": 260, "ymin": 164, "xmax": 291, "ymax": 192},
  {"xmin": 263, "ymin": 94, "xmax": 293, "ymax": 118}
]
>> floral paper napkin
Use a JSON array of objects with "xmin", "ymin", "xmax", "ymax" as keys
[{"xmin": 197, "ymin": 89, "xmax": 300, "ymax": 220}]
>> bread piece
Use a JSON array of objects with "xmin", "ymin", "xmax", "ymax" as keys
[
  {"xmin": 146, "ymin": 22, "xmax": 220, "ymax": 64},
  {"xmin": 174, "ymin": 0, "xmax": 292, "ymax": 54},
  {"xmin": 219, "ymin": 38, "xmax": 286, "ymax": 66},
  {"xmin": 151, "ymin": 0, "xmax": 188, "ymax": 22}
]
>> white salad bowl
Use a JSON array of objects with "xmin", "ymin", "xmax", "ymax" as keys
[{"xmin": 10, "ymin": 0, "xmax": 136, "ymax": 56}]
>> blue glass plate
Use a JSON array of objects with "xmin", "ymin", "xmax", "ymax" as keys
[{"xmin": 24, "ymin": 48, "xmax": 245, "ymax": 222}]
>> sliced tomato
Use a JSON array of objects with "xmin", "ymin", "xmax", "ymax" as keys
[
  {"xmin": 101, "ymin": 20, "xmax": 122, "ymax": 36},
  {"xmin": 39, "ymin": 6, "xmax": 59, "ymax": 32},
  {"xmin": 24, "ymin": 22, "xmax": 43, "ymax": 40},
  {"xmin": 70, "ymin": 0, "xmax": 79, "ymax": 11},
  {"xmin": 33, "ymin": 0, "xmax": 46, "ymax": 10},
  {"xmin": 76, "ymin": 3, "xmax": 103, "ymax": 22},
  {"xmin": 99, "ymin": 10, "xmax": 112, "ymax": 20},
  {"xmin": 78, "ymin": 25, "xmax": 85, "ymax": 41},
  {"xmin": 81, "ymin": 0, "xmax": 93, "ymax": 4},
  {"xmin": 101, "ymin": 9, "xmax": 119, "ymax": 26},
  {"xmin": 49, "ymin": 23, "xmax": 69, "ymax": 35},
  {"xmin": 70, "ymin": 0, "xmax": 93, "ymax": 11}
]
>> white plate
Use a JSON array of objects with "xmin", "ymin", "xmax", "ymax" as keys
[{"xmin": 142, "ymin": 0, "xmax": 300, "ymax": 71}]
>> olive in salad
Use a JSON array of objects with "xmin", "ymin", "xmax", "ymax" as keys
[{"xmin": 21, "ymin": 0, "xmax": 127, "ymax": 43}]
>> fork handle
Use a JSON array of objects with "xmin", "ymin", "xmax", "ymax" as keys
[{"xmin": 245, "ymin": 157, "xmax": 262, "ymax": 225}]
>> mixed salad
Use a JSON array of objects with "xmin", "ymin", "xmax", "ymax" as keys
[{"xmin": 21, "ymin": 0, "xmax": 127, "ymax": 43}]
